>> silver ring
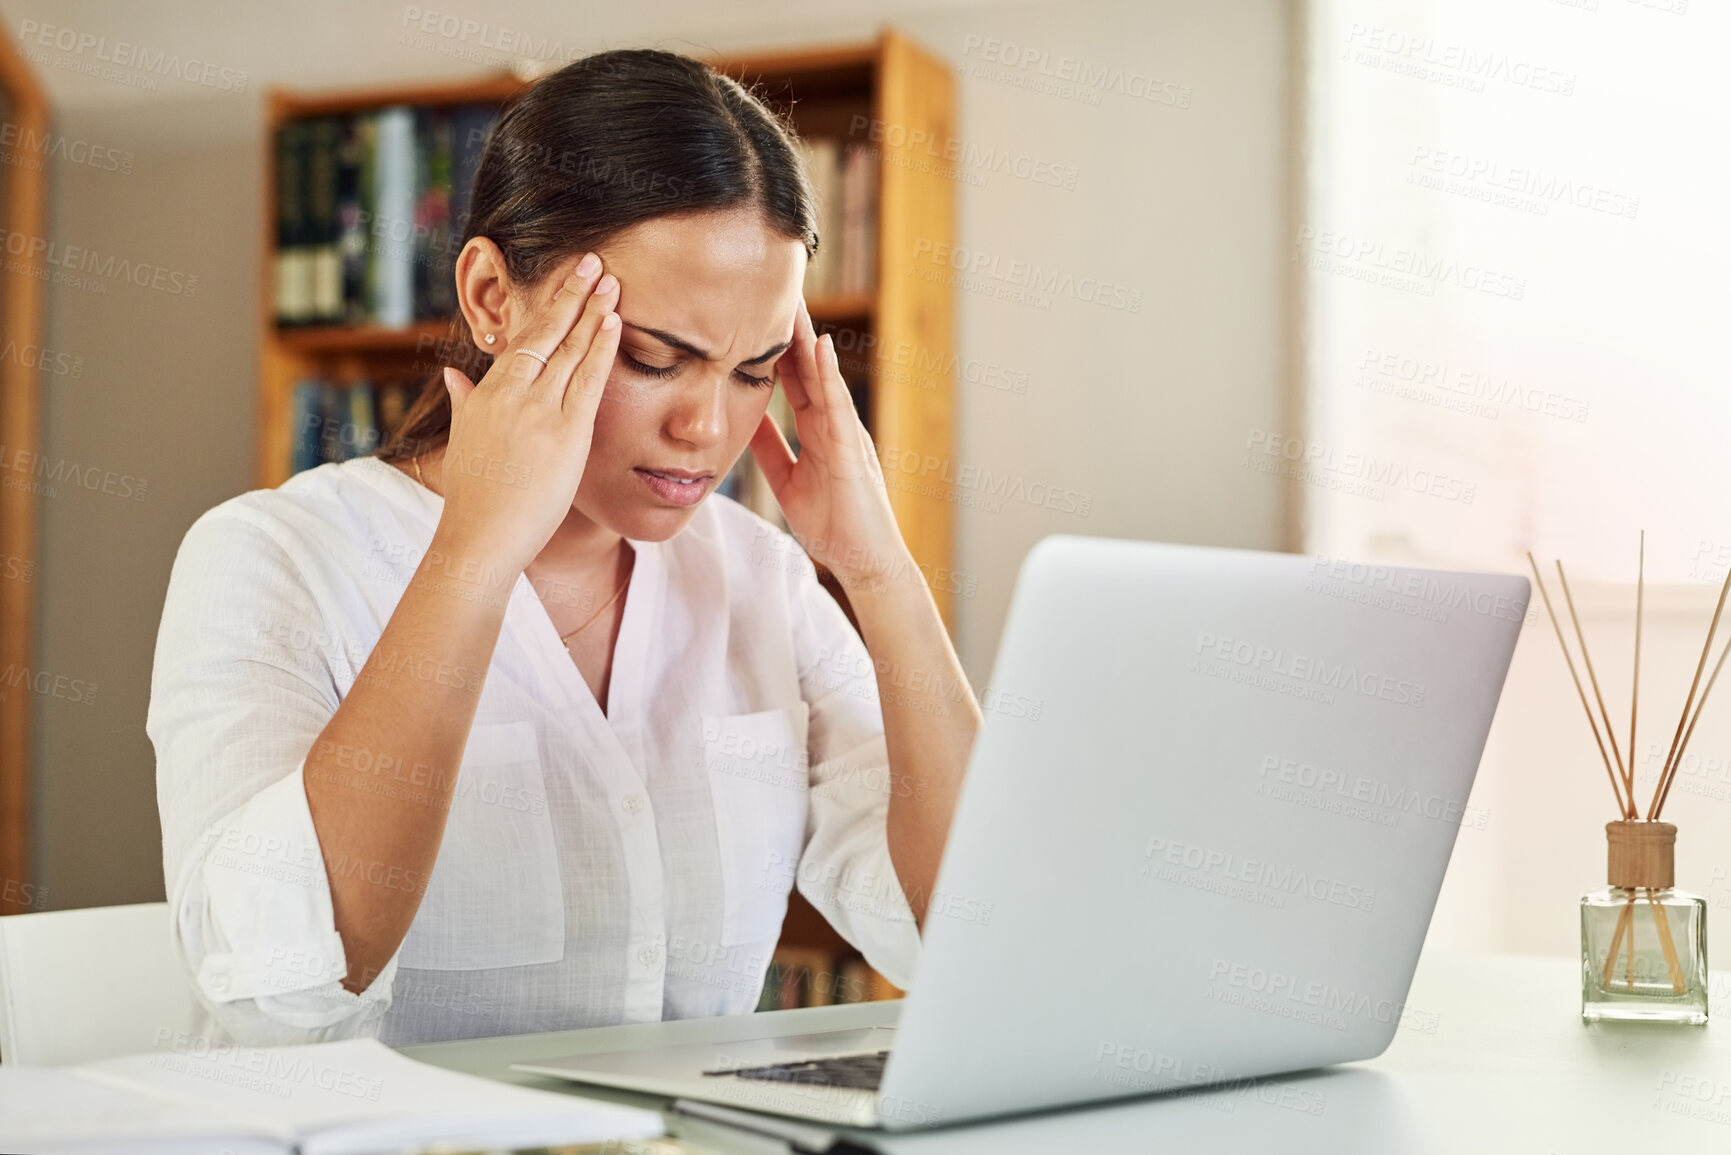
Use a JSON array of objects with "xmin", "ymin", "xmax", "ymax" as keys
[{"xmin": 515, "ymin": 348, "xmax": 551, "ymax": 366}]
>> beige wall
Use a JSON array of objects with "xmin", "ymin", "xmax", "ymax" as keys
[
  {"xmin": 24, "ymin": 0, "xmax": 1294, "ymax": 907},
  {"xmin": 34, "ymin": 94, "xmax": 261, "ymax": 906},
  {"xmin": 905, "ymin": 0, "xmax": 1294, "ymax": 681}
]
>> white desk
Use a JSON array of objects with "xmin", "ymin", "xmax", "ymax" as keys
[{"xmin": 399, "ymin": 952, "xmax": 1731, "ymax": 1152}]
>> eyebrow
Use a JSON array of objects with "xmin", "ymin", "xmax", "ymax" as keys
[{"xmin": 621, "ymin": 321, "xmax": 791, "ymax": 366}]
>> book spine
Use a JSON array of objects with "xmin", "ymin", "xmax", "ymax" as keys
[
  {"xmin": 307, "ymin": 116, "xmax": 342, "ymax": 324},
  {"xmin": 840, "ymin": 143, "xmax": 863, "ymax": 296},
  {"xmin": 839, "ymin": 957, "xmax": 873, "ymax": 1004},
  {"xmin": 377, "ymin": 379, "xmax": 410, "ymax": 438},
  {"xmin": 860, "ymin": 141, "xmax": 878, "ymax": 295},
  {"xmin": 800, "ymin": 138, "xmax": 841, "ymax": 301},
  {"xmin": 752, "ymin": 949, "xmax": 863, "ymax": 1009},
  {"xmin": 290, "ymin": 379, "xmax": 322, "ymax": 473},
  {"xmin": 274, "ymin": 120, "xmax": 311, "ymax": 325},
  {"xmin": 804, "ymin": 958, "xmax": 834, "ymax": 1006},
  {"xmin": 450, "ymin": 103, "xmax": 496, "ymax": 246},
  {"xmin": 755, "ymin": 961, "xmax": 783, "ymax": 1012},
  {"xmin": 335, "ymin": 114, "xmax": 368, "ymax": 326},
  {"xmin": 841, "ymin": 143, "xmax": 877, "ymax": 296},
  {"xmin": 356, "ymin": 112, "xmax": 380, "ymax": 325},
  {"xmin": 347, "ymin": 381, "xmax": 379, "ymax": 457},
  {"xmin": 318, "ymin": 381, "xmax": 344, "ymax": 464},
  {"xmin": 411, "ymin": 108, "xmax": 431, "ymax": 319},
  {"xmin": 819, "ymin": 140, "xmax": 844, "ymax": 299},
  {"xmin": 421, "ymin": 107, "xmax": 456, "ymax": 318},
  {"xmin": 374, "ymin": 106, "xmax": 416, "ymax": 327}
]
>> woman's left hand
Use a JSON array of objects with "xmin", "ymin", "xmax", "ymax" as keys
[{"xmin": 749, "ymin": 296, "xmax": 910, "ymax": 592}]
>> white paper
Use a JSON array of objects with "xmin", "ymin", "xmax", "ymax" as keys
[
  {"xmin": 0, "ymin": 1065, "xmax": 285, "ymax": 1154},
  {"xmin": 3, "ymin": 1037, "xmax": 663, "ymax": 1155}
]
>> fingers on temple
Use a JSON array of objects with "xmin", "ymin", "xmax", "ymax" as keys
[
  {"xmin": 782, "ymin": 297, "xmax": 822, "ymax": 413},
  {"xmin": 564, "ymin": 302, "xmax": 622, "ymax": 421},
  {"xmin": 540, "ymin": 272, "xmax": 617, "ymax": 407},
  {"xmin": 496, "ymin": 253, "xmax": 604, "ymax": 398}
]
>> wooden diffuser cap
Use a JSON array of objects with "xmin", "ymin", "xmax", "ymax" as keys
[{"xmin": 1606, "ymin": 820, "xmax": 1676, "ymax": 889}]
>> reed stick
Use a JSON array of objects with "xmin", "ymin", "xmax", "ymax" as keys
[
  {"xmin": 1527, "ymin": 552, "xmax": 1632, "ymax": 817},
  {"xmin": 1652, "ymin": 631, "xmax": 1731, "ymax": 821},
  {"xmin": 1556, "ymin": 560, "xmax": 1629, "ymax": 806},
  {"xmin": 1648, "ymin": 893, "xmax": 1687, "ymax": 994},
  {"xmin": 1648, "ymin": 564, "xmax": 1731, "ymax": 818},
  {"xmin": 1626, "ymin": 898, "xmax": 1638, "ymax": 989},
  {"xmin": 1629, "ymin": 532, "xmax": 1643, "ymax": 810},
  {"xmin": 1602, "ymin": 899, "xmax": 1632, "ymax": 989}
]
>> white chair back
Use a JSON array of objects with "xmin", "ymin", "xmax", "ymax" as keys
[{"xmin": 0, "ymin": 902, "xmax": 202, "ymax": 1065}]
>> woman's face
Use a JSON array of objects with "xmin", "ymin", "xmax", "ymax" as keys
[{"xmin": 519, "ymin": 208, "xmax": 805, "ymax": 543}]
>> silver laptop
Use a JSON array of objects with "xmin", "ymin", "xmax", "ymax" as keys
[{"xmin": 514, "ymin": 535, "xmax": 1527, "ymax": 1130}]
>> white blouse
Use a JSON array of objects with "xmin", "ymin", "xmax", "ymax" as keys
[{"xmin": 147, "ymin": 453, "xmax": 921, "ymax": 1048}]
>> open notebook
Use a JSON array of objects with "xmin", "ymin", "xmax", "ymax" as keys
[{"xmin": 0, "ymin": 1036, "xmax": 664, "ymax": 1155}]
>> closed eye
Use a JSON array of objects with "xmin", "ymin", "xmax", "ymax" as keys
[{"xmin": 621, "ymin": 352, "xmax": 774, "ymax": 389}]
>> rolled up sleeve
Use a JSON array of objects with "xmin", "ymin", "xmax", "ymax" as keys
[
  {"xmin": 148, "ymin": 509, "xmax": 397, "ymax": 1045},
  {"xmin": 788, "ymin": 558, "xmax": 923, "ymax": 991}
]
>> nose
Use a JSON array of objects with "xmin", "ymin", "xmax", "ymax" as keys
[{"xmin": 664, "ymin": 371, "xmax": 728, "ymax": 450}]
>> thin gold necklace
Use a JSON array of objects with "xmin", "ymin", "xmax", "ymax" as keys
[
  {"xmin": 558, "ymin": 571, "xmax": 630, "ymax": 646},
  {"xmin": 414, "ymin": 454, "xmax": 630, "ymax": 649}
]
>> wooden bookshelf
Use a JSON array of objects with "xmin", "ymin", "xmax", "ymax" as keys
[
  {"xmin": 258, "ymin": 29, "xmax": 955, "ymax": 1004},
  {"xmin": 0, "ymin": 29, "xmax": 51, "ymax": 916},
  {"xmin": 259, "ymin": 27, "xmax": 957, "ymax": 625}
]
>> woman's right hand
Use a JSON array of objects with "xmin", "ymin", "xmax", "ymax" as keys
[{"xmin": 434, "ymin": 250, "xmax": 622, "ymax": 577}]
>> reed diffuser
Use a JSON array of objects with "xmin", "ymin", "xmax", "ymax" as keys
[{"xmin": 1528, "ymin": 534, "xmax": 1710, "ymax": 1025}]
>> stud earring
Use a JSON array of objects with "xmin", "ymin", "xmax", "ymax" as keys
[{"xmin": 484, "ymin": 333, "xmax": 497, "ymax": 345}]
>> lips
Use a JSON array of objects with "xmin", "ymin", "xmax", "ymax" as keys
[
  {"xmin": 638, "ymin": 467, "xmax": 713, "ymax": 481},
  {"xmin": 633, "ymin": 466, "xmax": 714, "ymax": 507}
]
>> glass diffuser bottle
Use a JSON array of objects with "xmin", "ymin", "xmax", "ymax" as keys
[
  {"xmin": 1581, "ymin": 819, "xmax": 1707, "ymax": 1024},
  {"xmin": 1531, "ymin": 537, "xmax": 1715, "ymax": 1027}
]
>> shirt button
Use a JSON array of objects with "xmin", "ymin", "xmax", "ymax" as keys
[
  {"xmin": 210, "ymin": 973, "xmax": 229, "ymax": 994},
  {"xmin": 622, "ymin": 794, "xmax": 644, "ymax": 816},
  {"xmin": 638, "ymin": 945, "xmax": 661, "ymax": 968}
]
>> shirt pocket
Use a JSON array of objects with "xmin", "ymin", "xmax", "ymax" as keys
[
  {"xmin": 396, "ymin": 719, "xmax": 565, "ymax": 971},
  {"xmin": 702, "ymin": 702, "xmax": 811, "ymax": 947}
]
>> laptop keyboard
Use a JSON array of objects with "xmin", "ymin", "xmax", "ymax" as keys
[{"xmin": 701, "ymin": 1049, "xmax": 889, "ymax": 1090}]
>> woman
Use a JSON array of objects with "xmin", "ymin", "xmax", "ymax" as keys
[{"xmin": 147, "ymin": 48, "xmax": 979, "ymax": 1048}]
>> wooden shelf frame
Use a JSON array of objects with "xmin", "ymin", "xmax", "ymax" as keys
[{"xmin": 0, "ymin": 33, "xmax": 51, "ymax": 916}]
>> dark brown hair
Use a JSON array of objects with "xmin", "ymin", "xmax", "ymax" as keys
[{"xmin": 376, "ymin": 48, "xmax": 818, "ymax": 465}]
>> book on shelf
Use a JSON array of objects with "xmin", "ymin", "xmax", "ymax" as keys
[
  {"xmin": 277, "ymin": 118, "xmax": 872, "ymax": 323},
  {"xmin": 303, "ymin": 116, "xmax": 340, "ymax": 323},
  {"xmin": 414, "ymin": 107, "xmax": 458, "ymax": 321},
  {"xmin": 274, "ymin": 101, "xmax": 502, "ymax": 330},
  {"xmin": 273, "ymin": 118, "xmax": 312, "ymax": 326},
  {"xmin": 840, "ymin": 141, "xmax": 879, "ymax": 296},
  {"xmin": 755, "ymin": 946, "xmax": 883, "ymax": 1011},
  {"xmin": 290, "ymin": 376, "xmax": 419, "ymax": 474},
  {"xmin": 336, "ymin": 115, "xmax": 369, "ymax": 325},
  {"xmin": 798, "ymin": 138, "xmax": 879, "ymax": 300},
  {"xmin": 448, "ymin": 103, "xmax": 497, "ymax": 241},
  {"xmin": 373, "ymin": 106, "xmax": 416, "ymax": 328}
]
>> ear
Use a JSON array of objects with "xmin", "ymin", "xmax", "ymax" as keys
[{"xmin": 453, "ymin": 236, "xmax": 514, "ymax": 355}]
